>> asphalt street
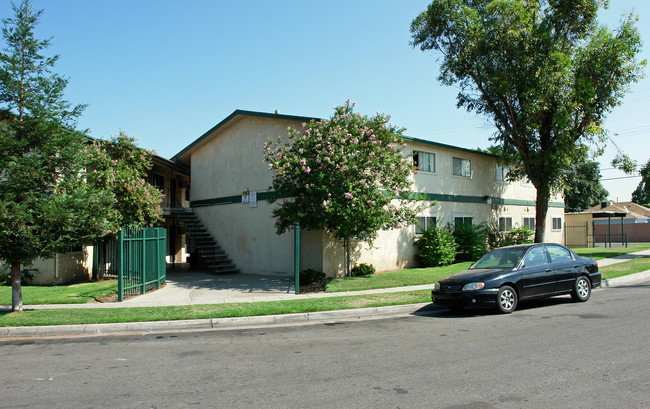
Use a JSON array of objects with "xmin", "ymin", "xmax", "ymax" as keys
[{"xmin": 1, "ymin": 282, "xmax": 649, "ymax": 409}]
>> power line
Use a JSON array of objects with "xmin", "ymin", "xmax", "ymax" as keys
[{"xmin": 600, "ymin": 175, "xmax": 642, "ymax": 181}]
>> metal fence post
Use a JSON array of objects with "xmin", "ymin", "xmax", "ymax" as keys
[
  {"xmin": 117, "ymin": 230, "xmax": 124, "ymax": 302},
  {"xmin": 294, "ymin": 224, "xmax": 300, "ymax": 295}
]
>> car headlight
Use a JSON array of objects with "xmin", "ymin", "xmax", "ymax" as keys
[
  {"xmin": 462, "ymin": 282, "xmax": 485, "ymax": 291},
  {"xmin": 434, "ymin": 282, "xmax": 441, "ymax": 291}
]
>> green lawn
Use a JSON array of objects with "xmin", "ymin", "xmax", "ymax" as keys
[
  {"xmin": 598, "ymin": 255, "xmax": 650, "ymax": 280},
  {"xmin": 0, "ymin": 290, "xmax": 431, "ymax": 327},
  {"xmin": 0, "ymin": 280, "xmax": 117, "ymax": 306},
  {"xmin": 325, "ymin": 262, "xmax": 472, "ymax": 292},
  {"xmin": 571, "ymin": 243, "xmax": 650, "ymax": 260}
]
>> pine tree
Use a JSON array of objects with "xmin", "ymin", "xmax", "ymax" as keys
[{"xmin": 0, "ymin": 0, "xmax": 110, "ymax": 311}]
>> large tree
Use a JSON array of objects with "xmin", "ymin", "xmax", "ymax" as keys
[
  {"xmin": 264, "ymin": 101, "xmax": 426, "ymax": 276},
  {"xmin": 0, "ymin": 1, "xmax": 160, "ymax": 311},
  {"xmin": 563, "ymin": 159, "xmax": 608, "ymax": 212},
  {"xmin": 632, "ymin": 158, "xmax": 650, "ymax": 205},
  {"xmin": 411, "ymin": 0, "xmax": 645, "ymax": 242}
]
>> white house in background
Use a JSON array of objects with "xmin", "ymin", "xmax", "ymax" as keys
[{"xmin": 172, "ymin": 110, "xmax": 565, "ymax": 278}]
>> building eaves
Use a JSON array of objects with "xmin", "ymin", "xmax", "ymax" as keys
[{"xmin": 171, "ymin": 109, "xmax": 501, "ymax": 163}]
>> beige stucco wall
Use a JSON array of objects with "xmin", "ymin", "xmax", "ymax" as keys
[
  {"xmin": 185, "ymin": 115, "xmax": 565, "ymax": 277},
  {"xmin": 20, "ymin": 247, "xmax": 93, "ymax": 285},
  {"xmin": 190, "ymin": 117, "xmax": 305, "ymax": 275}
]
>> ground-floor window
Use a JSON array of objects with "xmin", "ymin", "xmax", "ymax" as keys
[
  {"xmin": 523, "ymin": 216, "xmax": 535, "ymax": 230},
  {"xmin": 415, "ymin": 216, "xmax": 437, "ymax": 235},
  {"xmin": 552, "ymin": 217, "xmax": 562, "ymax": 231},
  {"xmin": 454, "ymin": 216, "xmax": 473, "ymax": 229},
  {"xmin": 498, "ymin": 216, "xmax": 513, "ymax": 232}
]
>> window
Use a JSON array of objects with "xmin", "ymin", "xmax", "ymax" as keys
[
  {"xmin": 552, "ymin": 217, "xmax": 562, "ymax": 231},
  {"xmin": 413, "ymin": 151, "xmax": 436, "ymax": 173},
  {"xmin": 414, "ymin": 216, "xmax": 437, "ymax": 235},
  {"xmin": 523, "ymin": 217, "xmax": 536, "ymax": 230},
  {"xmin": 452, "ymin": 157, "xmax": 471, "ymax": 178},
  {"xmin": 498, "ymin": 216, "xmax": 513, "ymax": 232},
  {"xmin": 152, "ymin": 173, "xmax": 165, "ymax": 190},
  {"xmin": 546, "ymin": 245, "xmax": 573, "ymax": 263},
  {"xmin": 523, "ymin": 246, "xmax": 549, "ymax": 267},
  {"xmin": 496, "ymin": 164, "xmax": 508, "ymax": 182},
  {"xmin": 454, "ymin": 216, "xmax": 473, "ymax": 229}
]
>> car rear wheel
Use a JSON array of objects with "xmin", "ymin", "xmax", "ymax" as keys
[
  {"xmin": 496, "ymin": 286, "xmax": 517, "ymax": 314},
  {"xmin": 571, "ymin": 276, "xmax": 591, "ymax": 302}
]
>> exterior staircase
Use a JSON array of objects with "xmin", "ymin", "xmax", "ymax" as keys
[{"xmin": 170, "ymin": 207, "xmax": 240, "ymax": 274}]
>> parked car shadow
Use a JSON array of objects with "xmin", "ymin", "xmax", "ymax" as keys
[{"xmin": 412, "ymin": 295, "xmax": 581, "ymax": 318}]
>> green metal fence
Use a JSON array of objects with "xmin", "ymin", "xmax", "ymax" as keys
[{"xmin": 117, "ymin": 227, "xmax": 167, "ymax": 301}]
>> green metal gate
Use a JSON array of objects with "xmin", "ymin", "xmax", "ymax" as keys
[{"xmin": 117, "ymin": 227, "xmax": 167, "ymax": 301}]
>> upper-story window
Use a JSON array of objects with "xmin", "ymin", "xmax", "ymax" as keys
[
  {"xmin": 453, "ymin": 157, "xmax": 471, "ymax": 178},
  {"xmin": 496, "ymin": 164, "xmax": 509, "ymax": 182},
  {"xmin": 413, "ymin": 151, "xmax": 436, "ymax": 173}
]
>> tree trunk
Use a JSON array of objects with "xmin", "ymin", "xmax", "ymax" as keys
[
  {"xmin": 534, "ymin": 183, "xmax": 550, "ymax": 243},
  {"xmin": 344, "ymin": 235, "xmax": 351, "ymax": 277},
  {"xmin": 11, "ymin": 262, "xmax": 23, "ymax": 312}
]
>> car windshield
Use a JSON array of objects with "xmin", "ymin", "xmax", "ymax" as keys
[{"xmin": 471, "ymin": 247, "xmax": 527, "ymax": 269}]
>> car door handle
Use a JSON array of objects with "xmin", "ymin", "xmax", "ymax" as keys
[{"xmin": 545, "ymin": 269, "xmax": 552, "ymax": 272}]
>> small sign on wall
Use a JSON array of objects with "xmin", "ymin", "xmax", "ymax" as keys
[
  {"xmin": 250, "ymin": 191, "xmax": 257, "ymax": 208},
  {"xmin": 242, "ymin": 190, "xmax": 249, "ymax": 203}
]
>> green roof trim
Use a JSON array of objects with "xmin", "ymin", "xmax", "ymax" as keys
[
  {"xmin": 172, "ymin": 109, "xmax": 320, "ymax": 161},
  {"xmin": 403, "ymin": 135, "xmax": 499, "ymax": 159},
  {"xmin": 172, "ymin": 109, "xmax": 500, "ymax": 162}
]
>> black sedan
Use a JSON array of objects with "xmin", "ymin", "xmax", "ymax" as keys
[{"xmin": 432, "ymin": 243, "xmax": 600, "ymax": 313}]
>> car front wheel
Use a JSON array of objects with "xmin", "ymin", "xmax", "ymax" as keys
[
  {"xmin": 571, "ymin": 276, "xmax": 591, "ymax": 302},
  {"xmin": 496, "ymin": 286, "xmax": 517, "ymax": 313}
]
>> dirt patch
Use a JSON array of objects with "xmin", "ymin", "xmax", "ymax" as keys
[{"xmin": 299, "ymin": 280, "xmax": 325, "ymax": 294}]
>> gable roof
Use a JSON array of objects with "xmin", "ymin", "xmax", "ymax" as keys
[
  {"xmin": 583, "ymin": 201, "xmax": 650, "ymax": 219},
  {"xmin": 171, "ymin": 109, "xmax": 499, "ymax": 165}
]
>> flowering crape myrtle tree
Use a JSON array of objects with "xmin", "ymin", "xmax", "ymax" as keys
[{"xmin": 264, "ymin": 101, "xmax": 426, "ymax": 276}]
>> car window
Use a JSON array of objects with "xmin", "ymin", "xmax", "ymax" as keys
[
  {"xmin": 523, "ymin": 247, "xmax": 548, "ymax": 267},
  {"xmin": 473, "ymin": 247, "xmax": 526, "ymax": 269},
  {"xmin": 546, "ymin": 245, "xmax": 573, "ymax": 263}
]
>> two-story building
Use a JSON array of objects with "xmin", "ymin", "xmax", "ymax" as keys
[{"xmin": 172, "ymin": 109, "xmax": 564, "ymax": 277}]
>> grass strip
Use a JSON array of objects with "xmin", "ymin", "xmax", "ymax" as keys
[
  {"xmin": 599, "ymin": 255, "xmax": 650, "ymax": 280},
  {"xmin": 572, "ymin": 244, "xmax": 650, "ymax": 260},
  {"xmin": 0, "ymin": 290, "xmax": 431, "ymax": 327},
  {"xmin": 325, "ymin": 262, "xmax": 472, "ymax": 292},
  {"xmin": 0, "ymin": 280, "xmax": 117, "ymax": 306}
]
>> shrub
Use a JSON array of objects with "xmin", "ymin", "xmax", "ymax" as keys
[
  {"xmin": 506, "ymin": 225, "xmax": 534, "ymax": 245},
  {"xmin": 351, "ymin": 263, "xmax": 375, "ymax": 277},
  {"xmin": 453, "ymin": 223, "xmax": 488, "ymax": 262},
  {"xmin": 299, "ymin": 268, "xmax": 326, "ymax": 285},
  {"xmin": 486, "ymin": 223, "xmax": 534, "ymax": 249},
  {"xmin": 415, "ymin": 225, "xmax": 457, "ymax": 267}
]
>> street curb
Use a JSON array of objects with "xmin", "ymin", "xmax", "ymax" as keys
[
  {"xmin": 0, "ymin": 303, "xmax": 433, "ymax": 339},
  {"xmin": 600, "ymin": 270, "xmax": 650, "ymax": 287}
]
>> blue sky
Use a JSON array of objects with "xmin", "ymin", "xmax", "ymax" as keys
[{"xmin": 2, "ymin": 0, "xmax": 648, "ymax": 202}]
